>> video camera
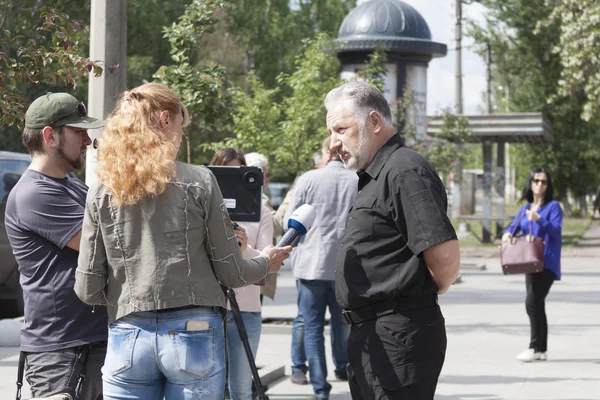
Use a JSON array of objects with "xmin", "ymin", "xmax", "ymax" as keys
[{"xmin": 206, "ymin": 166, "xmax": 263, "ymax": 222}]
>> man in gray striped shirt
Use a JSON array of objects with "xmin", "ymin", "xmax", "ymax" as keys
[{"xmin": 284, "ymin": 137, "xmax": 358, "ymax": 400}]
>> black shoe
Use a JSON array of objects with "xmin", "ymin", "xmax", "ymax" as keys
[
  {"xmin": 334, "ymin": 369, "xmax": 348, "ymax": 381},
  {"xmin": 290, "ymin": 370, "xmax": 308, "ymax": 384}
]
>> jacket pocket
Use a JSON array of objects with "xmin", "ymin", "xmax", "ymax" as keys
[{"xmin": 170, "ymin": 327, "xmax": 217, "ymax": 379}]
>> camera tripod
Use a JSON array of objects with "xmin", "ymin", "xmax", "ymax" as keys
[{"xmin": 225, "ymin": 287, "xmax": 269, "ymax": 400}]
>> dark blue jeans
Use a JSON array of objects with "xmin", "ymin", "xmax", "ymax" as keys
[
  {"xmin": 291, "ymin": 280, "xmax": 307, "ymax": 374},
  {"xmin": 297, "ymin": 279, "xmax": 349, "ymax": 399}
]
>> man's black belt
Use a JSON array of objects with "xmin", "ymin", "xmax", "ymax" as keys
[{"xmin": 342, "ymin": 294, "xmax": 438, "ymax": 325}]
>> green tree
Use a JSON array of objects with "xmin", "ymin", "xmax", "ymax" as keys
[
  {"xmin": 539, "ymin": 0, "xmax": 600, "ymax": 122},
  {"xmin": 213, "ymin": 73, "xmax": 282, "ymax": 164},
  {"xmin": 127, "ymin": 0, "xmax": 192, "ymax": 88},
  {"xmin": 211, "ymin": 34, "xmax": 340, "ymax": 181},
  {"xmin": 0, "ymin": 2, "xmax": 98, "ymax": 151},
  {"xmin": 424, "ymin": 110, "xmax": 472, "ymax": 182},
  {"xmin": 153, "ymin": 0, "xmax": 234, "ymax": 164},
  {"xmin": 277, "ymin": 34, "xmax": 341, "ymax": 177},
  {"xmin": 226, "ymin": 0, "xmax": 354, "ymax": 89},
  {"xmin": 468, "ymin": 0, "xmax": 600, "ymax": 209}
]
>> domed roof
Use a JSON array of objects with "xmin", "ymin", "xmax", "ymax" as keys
[{"xmin": 336, "ymin": 0, "xmax": 446, "ymax": 58}]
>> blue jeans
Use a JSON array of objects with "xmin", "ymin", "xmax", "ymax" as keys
[
  {"xmin": 297, "ymin": 279, "xmax": 349, "ymax": 399},
  {"xmin": 291, "ymin": 280, "xmax": 306, "ymax": 374},
  {"xmin": 102, "ymin": 307, "xmax": 225, "ymax": 400},
  {"xmin": 226, "ymin": 311, "xmax": 262, "ymax": 400}
]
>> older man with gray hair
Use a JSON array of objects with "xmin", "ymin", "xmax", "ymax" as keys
[{"xmin": 325, "ymin": 81, "xmax": 460, "ymax": 400}]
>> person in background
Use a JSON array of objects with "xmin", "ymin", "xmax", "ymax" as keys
[
  {"xmin": 289, "ymin": 148, "xmax": 325, "ymax": 386},
  {"xmin": 74, "ymin": 83, "xmax": 290, "ymax": 400},
  {"xmin": 4, "ymin": 92, "xmax": 107, "ymax": 399},
  {"xmin": 326, "ymin": 81, "xmax": 460, "ymax": 399},
  {"xmin": 503, "ymin": 167, "xmax": 562, "ymax": 363},
  {"xmin": 245, "ymin": 152, "xmax": 279, "ymax": 303},
  {"xmin": 284, "ymin": 136, "xmax": 357, "ymax": 399},
  {"xmin": 211, "ymin": 148, "xmax": 274, "ymax": 400}
]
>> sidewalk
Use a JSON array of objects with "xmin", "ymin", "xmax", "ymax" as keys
[
  {"xmin": 1, "ymin": 225, "xmax": 598, "ymax": 399},
  {"xmin": 564, "ymin": 218, "xmax": 600, "ymax": 257},
  {"xmin": 257, "ymin": 255, "xmax": 600, "ymax": 400}
]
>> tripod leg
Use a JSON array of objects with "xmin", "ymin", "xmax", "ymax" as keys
[{"xmin": 226, "ymin": 288, "xmax": 269, "ymax": 400}]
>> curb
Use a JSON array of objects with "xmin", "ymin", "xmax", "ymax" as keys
[
  {"xmin": 258, "ymin": 364, "xmax": 286, "ymax": 387},
  {"xmin": 261, "ymin": 321, "xmax": 335, "ymax": 336}
]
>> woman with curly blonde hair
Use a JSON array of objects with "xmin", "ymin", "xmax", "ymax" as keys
[{"xmin": 74, "ymin": 83, "xmax": 292, "ymax": 400}]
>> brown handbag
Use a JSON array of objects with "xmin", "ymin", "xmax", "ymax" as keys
[{"xmin": 500, "ymin": 214, "xmax": 545, "ymax": 275}]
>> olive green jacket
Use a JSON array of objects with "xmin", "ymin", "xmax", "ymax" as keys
[{"xmin": 75, "ymin": 162, "xmax": 269, "ymax": 324}]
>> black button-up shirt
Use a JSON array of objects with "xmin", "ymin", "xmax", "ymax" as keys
[{"xmin": 336, "ymin": 135, "xmax": 457, "ymax": 310}]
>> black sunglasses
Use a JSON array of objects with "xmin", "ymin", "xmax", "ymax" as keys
[
  {"xmin": 532, "ymin": 179, "xmax": 548, "ymax": 185},
  {"xmin": 50, "ymin": 102, "xmax": 87, "ymax": 127}
]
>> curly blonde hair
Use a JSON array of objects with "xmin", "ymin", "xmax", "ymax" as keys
[{"xmin": 97, "ymin": 83, "xmax": 189, "ymax": 206}]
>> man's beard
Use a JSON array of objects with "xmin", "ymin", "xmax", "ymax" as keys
[
  {"xmin": 57, "ymin": 142, "xmax": 84, "ymax": 171},
  {"xmin": 343, "ymin": 124, "xmax": 368, "ymax": 171}
]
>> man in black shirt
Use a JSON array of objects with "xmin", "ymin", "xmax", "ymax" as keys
[{"xmin": 325, "ymin": 81, "xmax": 460, "ymax": 400}]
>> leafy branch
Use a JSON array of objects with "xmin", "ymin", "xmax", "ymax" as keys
[{"xmin": 0, "ymin": 8, "xmax": 102, "ymax": 128}]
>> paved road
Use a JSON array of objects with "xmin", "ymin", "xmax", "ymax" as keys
[
  {"xmin": 1, "ymin": 222, "xmax": 598, "ymax": 399},
  {"xmin": 259, "ymin": 255, "xmax": 600, "ymax": 400}
]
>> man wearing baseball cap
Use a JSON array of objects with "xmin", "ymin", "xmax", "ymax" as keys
[{"xmin": 5, "ymin": 93, "xmax": 108, "ymax": 399}]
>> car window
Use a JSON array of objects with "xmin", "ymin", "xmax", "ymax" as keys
[{"xmin": 0, "ymin": 160, "xmax": 30, "ymax": 203}]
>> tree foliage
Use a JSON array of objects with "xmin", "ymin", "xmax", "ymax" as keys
[
  {"xmin": 424, "ymin": 110, "xmax": 472, "ymax": 181},
  {"xmin": 468, "ymin": 0, "xmax": 600, "ymax": 205},
  {"xmin": 0, "ymin": 2, "xmax": 99, "ymax": 153},
  {"xmin": 127, "ymin": 0, "xmax": 191, "ymax": 88},
  {"xmin": 211, "ymin": 34, "xmax": 340, "ymax": 180},
  {"xmin": 226, "ymin": 0, "xmax": 355, "ymax": 89},
  {"xmin": 153, "ymin": 0, "xmax": 234, "ymax": 164},
  {"xmin": 539, "ymin": 0, "xmax": 600, "ymax": 122},
  {"xmin": 277, "ymin": 34, "xmax": 341, "ymax": 176}
]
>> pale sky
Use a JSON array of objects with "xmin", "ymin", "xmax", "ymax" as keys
[{"xmin": 356, "ymin": 0, "xmax": 489, "ymax": 116}]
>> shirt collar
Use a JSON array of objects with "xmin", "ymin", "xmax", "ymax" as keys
[
  {"xmin": 325, "ymin": 160, "xmax": 344, "ymax": 168},
  {"xmin": 362, "ymin": 134, "xmax": 404, "ymax": 180}
]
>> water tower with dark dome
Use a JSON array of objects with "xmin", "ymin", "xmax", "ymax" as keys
[{"xmin": 336, "ymin": 0, "xmax": 446, "ymax": 140}]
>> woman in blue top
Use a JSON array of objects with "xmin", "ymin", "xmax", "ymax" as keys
[{"xmin": 503, "ymin": 167, "xmax": 563, "ymax": 363}]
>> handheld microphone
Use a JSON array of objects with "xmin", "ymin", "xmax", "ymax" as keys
[{"xmin": 277, "ymin": 204, "xmax": 317, "ymax": 247}]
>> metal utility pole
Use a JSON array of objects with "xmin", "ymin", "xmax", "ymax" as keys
[
  {"xmin": 455, "ymin": 0, "xmax": 463, "ymax": 115},
  {"xmin": 495, "ymin": 79, "xmax": 507, "ymax": 238},
  {"xmin": 451, "ymin": 0, "xmax": 463, "ymax": 218},
  {"xmin": 86, "ymin": 0, "xmax": 127, "ymax": 186},
  {"xmin": 482, "ymin": 42, "xmax": 493, "ymax": 243}
]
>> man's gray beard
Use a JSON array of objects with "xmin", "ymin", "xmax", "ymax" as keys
[{"xmin": 343, "ymin": 126, "xmax": 367, "ymax": 171}]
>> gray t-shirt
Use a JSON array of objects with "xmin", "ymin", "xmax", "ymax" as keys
[{"xmin": 4, "ymin": 169, "xmax": 107, "ymax": 352}]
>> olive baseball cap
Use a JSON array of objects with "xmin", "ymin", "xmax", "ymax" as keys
[{"xmin": 24, "ymin": 92, "xmax": 104, "ymax": 129}]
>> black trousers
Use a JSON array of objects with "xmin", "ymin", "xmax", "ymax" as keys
[
  {"xmin": 525, "ymin": 269, "xmax": 556, "ymax": 352},
  {"xmin": 346, "ymin": 305, "xmax": 446, "ymax": 400}
]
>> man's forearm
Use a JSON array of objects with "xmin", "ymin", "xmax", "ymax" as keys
[{"xmin": 423, "ymin": 240, "xmax": 460, "ymax": 294}]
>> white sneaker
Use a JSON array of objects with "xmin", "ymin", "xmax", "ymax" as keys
[{"xmin": 516, "ymin": 349, "xmax": 547, "ymax": 362}]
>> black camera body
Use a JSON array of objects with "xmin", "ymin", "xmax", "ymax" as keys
[{"xmin": 206, "ymin": 166, "xmax": 263, "ymax": 222}]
